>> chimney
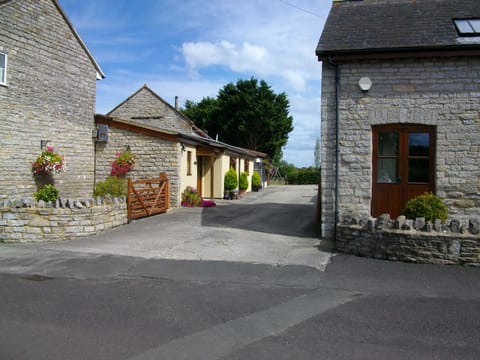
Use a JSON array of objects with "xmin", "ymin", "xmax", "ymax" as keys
[{"xmin": 175, "ymin": 96, "xmax": 179, "ymax": 110}]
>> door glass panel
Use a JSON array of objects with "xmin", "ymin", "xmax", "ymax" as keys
[
  {"xmin": 408, "ymin": 133, "xmax": 429, "ymax": 156},
  {"xmin": 377, "ymin": 158, "xmax": 398, "ymax": 183},
  {"xmin": 377, "ymin": 132, "xmax": 399, "ymax": 183},
  {"xmin": 379, "ymin": 132, "xmax": 398, "ymax": 156},
  {"xmin": 408, "ymin": 159, "xmax": 429, "ymax": 183}
]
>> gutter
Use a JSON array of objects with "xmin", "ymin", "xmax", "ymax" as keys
[{"xmin": 328, "ymin": 56, "xmax": 340, "ymax": 242}]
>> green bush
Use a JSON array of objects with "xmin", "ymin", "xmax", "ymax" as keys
[
  {"xmin": 224, "ymin": 167, "xmax": 238, "ymax": 192},
  {"xmin": 94, "ymin": 176, "xmax": 127, "ymax": 197},
  {"xmin": 181, "ymin": 186, "xmax": 201, "ymax": 207},
  {"xmin": 239, "ymin": 172, "xmax": 249, "ymax": 191},
  {"xmin": 287, "ymin": 167, "xmax": 320, "ymax": 185},
  {"xmin": 34, "ymin": 184, "xmax": 59, "ymax": 202},
  {"xmin": 252, "ymin": 171, "xmax": 261, "ymax": 190},
  {"xmin": 402, "ymin": 193, "xmax": 448, "ymax": 222}
]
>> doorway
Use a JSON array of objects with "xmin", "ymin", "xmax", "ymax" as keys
[{"xmin": 371, "ymin": 124, "xmax": 435, "ymax": 218}]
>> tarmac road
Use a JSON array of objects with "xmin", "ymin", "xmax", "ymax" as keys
[{"xmin": 0, "ymin": 185, "xmax": 479, "ymax": 359}]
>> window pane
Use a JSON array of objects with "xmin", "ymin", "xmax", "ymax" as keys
[
  {"xmin": 455, "ymin": 19, "xmax": 474, "ymax": 33},
  {"xmin": 0, "ymin": 54, "xmax": 5, "ymax": 83},
  {"xmin": 409, "ymin": 159, "xmax": 429, "ymax": 183},
  {"xmin": 378, "ymin": 132, "xmax": 398, "ymax": 156},
  {"xmin": 408, "ymin": 133, "xmax": 430, "ymax": 156},
  {"xmin": 377, "ymin": 158, "xmax": 398, "ymax": 183},
  {"xmin": 470, "ymin": 19, "xmax": 480, "ymax": 32}
]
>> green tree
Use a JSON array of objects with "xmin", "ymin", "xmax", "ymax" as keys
[
  {"xmin": 182, "ymin": 97, "xmax": 218, "ymax": 135},
  {"xmin": 314, "ymin": 138, "xmax": 321, "ymax": 169},
  {"xmin": 181, "ymin": 78, "xmax": 293, "ymax": 162}
]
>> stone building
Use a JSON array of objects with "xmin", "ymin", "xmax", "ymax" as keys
[
  {"xmin": 0, "ymin": 0, "xmax": 104, "ymax": 199},
  {"xmin": 316, "ymin": 0, "xmax": 480, "ymax": 239},
  {"xmin": 107, "ymin": 84, "xmax": 208, "ymax": 138},
  {"xmin": 96, "ymin": 86, "xmax": 261, "ymax": 205}
]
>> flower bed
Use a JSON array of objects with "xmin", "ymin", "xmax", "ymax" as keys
[{"xmin": 181, "ymin": 186, "xmax": 216, "ymax": 208}]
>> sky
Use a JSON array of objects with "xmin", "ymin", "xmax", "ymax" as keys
[{"xmin": 60, "ymin": 0, "xmax": 332, "ymax": 167}]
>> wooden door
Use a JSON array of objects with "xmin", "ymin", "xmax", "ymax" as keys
[{"xmin": 372, "ymin": 124, "xmax": 435, "ymax": 218}]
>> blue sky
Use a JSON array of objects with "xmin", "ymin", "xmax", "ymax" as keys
[{"xmin": 60, "ymin": 0, "xmax": 332, "ymax": 167}]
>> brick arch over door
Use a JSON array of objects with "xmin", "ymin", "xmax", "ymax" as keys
[{"xmin": 372, "ymin": 124, "xmax": 436, "ymax": 218}]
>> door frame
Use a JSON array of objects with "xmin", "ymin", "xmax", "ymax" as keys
[{"xmin": 371, "ymin": 124, "xmax": 436, "ymax": 218}]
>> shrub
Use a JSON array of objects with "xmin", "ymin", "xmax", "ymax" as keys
[
  {"xmin": 287, "ymin": 167, "xmax": 320, "ymax": 185},
  {"xmin": 239, "ymin": 172, "xmax": 249, "ymax": 191},
  {"xmin": 224, "ymin": 167, "xmax": 238, "ymax": 192},
  {"xmin": 94, "ymin": 176, "xmax": 127, "ymax": 197},
  {"xmin": 252, "ymin": 171, "xmax": 261, "ymax": 191},
  {"xmin": 181, "ymin": 186, "xmax": 201, "ymax": 207},
  {"xmin": 34, "ymin": 184, "xmax": 59, "ymax": 202},
  {"xmin": 402, "ymin": 193, "xmax": 448, "ymax": 222}
]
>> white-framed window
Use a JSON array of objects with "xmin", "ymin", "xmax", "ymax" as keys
[{"xmin": 0, "ymin": 53, "xmax": 6, "ymax": 85}]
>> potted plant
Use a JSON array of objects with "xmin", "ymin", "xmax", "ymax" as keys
[
  {"xmin": 252, "ymin": 171, "xmax": 261, "ymax": 191},
  {"xmin": 239, "ymin": 171, "xmax": 249, "ymax": 197},
  {"xmin": 224, "ymin": 167, "xmax": 238, "ymax": 199}
]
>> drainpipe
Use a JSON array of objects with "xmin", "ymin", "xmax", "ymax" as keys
[{"xmin": 328, "ymin": 56, "xmax": 340, "ymax": 242}]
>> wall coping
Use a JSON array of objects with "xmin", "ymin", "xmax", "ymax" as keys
[
  {"xmin": 0, "ymin": 195, "xmax": 126, "ymax": 210},
  {"xmin": 340, "ymin": 213, "xmax": 480, "ymax": 237}
]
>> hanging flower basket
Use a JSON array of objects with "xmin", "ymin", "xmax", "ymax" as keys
[
  {"xmin": 111, "ymin": 150, "xmax": 136, "ymax": 177},
  {"xmin": 31, "ymin": 147, "xmax": 64, "ymax": 176}
]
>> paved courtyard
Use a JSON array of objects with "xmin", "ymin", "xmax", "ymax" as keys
[{"xmin": 1, "ymin": 185, "xmax": 332, "ymax": 271}]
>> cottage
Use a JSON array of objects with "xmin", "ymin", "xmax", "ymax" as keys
[
  {"xmin": 96, "ymin": 85, "xmax": 263, "ymax": 205},
  {"xmin": 0, "ymin": 0, "xmax": 104, "ymax": 198},
  {"xmin": 316, "ymin": 0, "xmax": 480, "ymax": 239}
]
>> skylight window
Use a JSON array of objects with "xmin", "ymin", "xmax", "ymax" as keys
[{"xmin": 454, "ymin": 19, "xmax": 480, "ymax": 36}]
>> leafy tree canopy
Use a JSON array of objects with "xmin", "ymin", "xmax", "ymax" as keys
[{"xmin": 182, "ymin": 78, "xmax": 294, "ymax": 162}]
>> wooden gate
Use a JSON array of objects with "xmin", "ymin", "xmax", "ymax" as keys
[{"xmin": 127, "ymin": 173, "xmax": 170, "ymax": 222}]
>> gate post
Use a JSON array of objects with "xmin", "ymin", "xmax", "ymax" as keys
[{"xmin": 127, "ymin": 178, "xmax": 132, "ymax": 223}]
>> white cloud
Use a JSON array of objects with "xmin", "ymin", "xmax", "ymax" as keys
[{"xmin": 182, "ymin": 41, "xmax": 272, "ymax": 77}]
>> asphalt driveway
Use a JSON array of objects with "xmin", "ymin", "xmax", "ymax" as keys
[{"xmin": 14, "ymin": 185, "xmax": 332, "ymax": 270}]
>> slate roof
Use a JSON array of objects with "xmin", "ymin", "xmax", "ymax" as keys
[{"xmin": 316, "ymin": 0, "xmax": 480, "ymax": 59}]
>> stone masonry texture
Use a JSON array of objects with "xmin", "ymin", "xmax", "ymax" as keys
[
  {"xmin": 95, "ymin": 126, "xmax": 181, "ymax": 207},
  {"xmin": 0, "ymin": 196, "xmax": 127, "ymax": 243},
  {"xmin": 0, "ymin": 0, "xmax": 98, "ymax": 199},
  {"xmin": 336, "ymin": 213, "xmax": 480, "ymax": 266},
  {"xmin": 108, "ymin": 87, "xmax": 194, "ymax": 135},
  {"xmin": 321, "ymin": 57, "xmax": 480, "ymax": 239}
]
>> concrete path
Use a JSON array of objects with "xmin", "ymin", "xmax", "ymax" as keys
[{"xmin": 3, "ymin": 185, "xmax": 332, "ymax": 271}]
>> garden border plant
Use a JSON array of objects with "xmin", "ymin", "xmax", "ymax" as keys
[
  {"xmin": 239, "ymin": 171, "xmax": 249, "ymax": 196},
  {"xmin": 224, "ymin": 167, "xmax": 238, "ymax": 200},
  {"xmin": 402, "ymin": 192, "xmax": 448, "ymax": 222},
  {"xmin": 252, "ymin": 171, "xmax": 261, "ymax": 191}
]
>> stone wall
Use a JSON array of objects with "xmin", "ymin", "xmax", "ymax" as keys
[
  {"xmin": 0, "ymin": 0, "xmax": 98, "ymax": 199},
  {"xmin": 95, "ymin": 126, "xmax": 181, "ymax": 206},
  {"xmin": 320, "ymin": 56, "xmax": 480, "ymax": 239},
  {"xmin": 108, "ymin": 86, "xmax": 193, "ymax": 134},
  {"xmin": 337, "ymin": 213, "xmax": 480, "ymax": 266},
  {"xmin": 0, "ymin": 196, "xmax": 127, "ymax": 243}
]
